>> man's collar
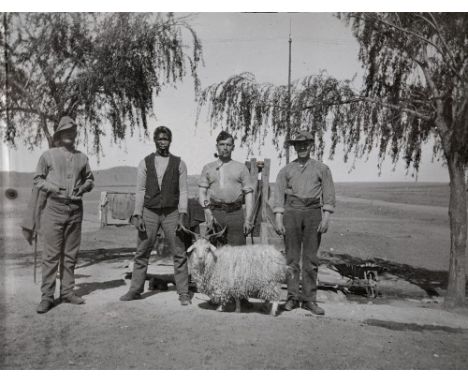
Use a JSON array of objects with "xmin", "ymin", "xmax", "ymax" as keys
[
  {"xmin": 155, "ymin": 151, "xmax": 170, "ymax": 157},
  {"xmin": 217, "ymin": 158, "xmax": 232, "ymax": 165},
  {"xmin": 215, "ymin": 158, "xmax": 233, "ymax": 170},
  {"xmin": 59, "ymin": 146, "xmax": 76, "ymax": 153},
  {"xmin": 293, "ymin": 157, "xmax": 312, "ymax": 168}
]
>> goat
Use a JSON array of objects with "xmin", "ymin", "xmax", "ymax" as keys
[{"xmin": 182, "ymin": 226, "xmax": 287, "ymax": 316}]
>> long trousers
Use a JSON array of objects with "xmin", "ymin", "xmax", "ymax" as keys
[
  {"xmin": 284, "ymin": 206, "xmax": 322, "ymax": 302},
  {"xmin": 211, "ymin": 207, "xmax": 246, "ymax": 246},
  {"xmin": 41, "ymin": 198, "xmax": 83, "ymax": 301},
  {"xmin": 129, "ymin": 207, "xmax": 188, "ymax": 295}
]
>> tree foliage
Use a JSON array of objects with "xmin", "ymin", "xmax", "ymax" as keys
[
  {"xmin": 198, "ymin": 13, "xmax": 468, "ymax": 174},
  {"xmin": 341, "ymin": 12, "xmax": 468, "ymax": 168},
  {"xmin": 198, "ymin": 71, "xmax": 358, "ymax": 161},
  {"xmin": 1, "ymin": 12, "xmax": 202, "ymax": 153}
]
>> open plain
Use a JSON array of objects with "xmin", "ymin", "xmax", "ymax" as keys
[{"xmin": 1, "ymin": 173, "xmax": 468, "ymax": 369}]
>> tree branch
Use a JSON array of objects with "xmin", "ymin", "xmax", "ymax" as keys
[
  {"xmin": 0, "ymin": 107, "xmax": 41, "ymax": 115},
  {"xmin": 362, "ymin": 13, "xmax": 459, "ymax": 76},
  {"xmin": 418, "ymin": 13, "xmax": 461, "ymax": 79},
  {"xmin": 303, "ymin": 96, "xmax": 434, "ymax": 121},
  {"xmin": 364, "ymin": 13, "xmax": 443, "ymax": 54}
]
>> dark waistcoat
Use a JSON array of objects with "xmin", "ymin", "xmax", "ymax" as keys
[{"xmin": 143, "ymin": 153, "xmax": 180, "ymax": 210}]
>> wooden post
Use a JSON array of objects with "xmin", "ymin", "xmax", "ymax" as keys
[
  {"xmin": 249, "ymin": 158, "xmax": 259, "ymax": 199},
  {"xmin": 99, "ymin": 191, "xmax": 108, "ymax": 228},
  {"xmin": 199, "ymin": 222, "xmax": 208, "ymax": 237},
  {"xmin": 260, "ymin": 222, "xmax": 269, "ymax": 244},
  {"xmin": 261, "ymin": 159, "xmax": 271, "ymax": 223},
  {"xmin": 259, "ymin": 159, "xmax": 271, "ymax": 244}
]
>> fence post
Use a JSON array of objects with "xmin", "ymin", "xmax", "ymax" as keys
[
  {"xmin": 261, "ymin": 159, "xmax": 271, "ymax": 223},
  {"xmin": 99, "ymin": 191, "xmax": 108, "ymax": 228}
]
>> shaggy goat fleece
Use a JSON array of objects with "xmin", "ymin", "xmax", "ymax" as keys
[{"xmin": 194, "ymin": 244, "xmax": 287, "ymax": 305}]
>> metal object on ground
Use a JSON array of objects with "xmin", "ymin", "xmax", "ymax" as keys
[{"xmin": 334, "ymin": 262, "xmax": 381, "ymax": 298}]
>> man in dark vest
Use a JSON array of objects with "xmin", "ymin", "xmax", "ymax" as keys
[{"xmin": 120, "ymin": 126, "xmax": 190, "ymax": 305}]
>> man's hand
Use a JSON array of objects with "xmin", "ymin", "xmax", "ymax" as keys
[
  {"xmin": 275, "ymin": 213, "xmax": 286, "ymax": 236},
  {"xmin": 73, "ymin": 185, "xmax": 87, "ymax": 197},
  {"xmin": 317, "ymin": 211, "xmax": 331, "ymax": 233},
  {"xmin": 243, "ymin": 220, "xmax": 253, "ymax": 236},
  {"xmin": 176, "ymin": 212, "xmax": 188, "ymax": 231},
  {"xmin": 49, "ymin": 184, "xmax": 61, "ymax": 195},
  {"xmin": 130, "ymin": 215, "xmax": 146, "ymax": 232}
]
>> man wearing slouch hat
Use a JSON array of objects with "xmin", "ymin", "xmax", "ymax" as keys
[
  {"xmin": 33, "ymin": 116, "xmax": 94, "ymax": 314},
  {"xmin": 273, "ymin": 130, "xmax": 336, "ymax": 316}
]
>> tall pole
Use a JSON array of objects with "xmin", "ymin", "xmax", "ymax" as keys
[{"xmin": 286, "ymin": 23, "xmax": 292, "ymax": 164}]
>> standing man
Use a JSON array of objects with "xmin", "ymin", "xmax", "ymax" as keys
[
  {"xmin": 34, "ymin": 116, "xmax": 94, "ymax": 314},
  {"xmin": 120, "ymin": 126, "xmax": 191, "ymax": 305},
  {"xmin": 198, "ymin": 131, "xmax": 254, "ymax": 245},
  {"xmin": 273, "ymin": 131, "xmax": 336, "ymax": 315}
]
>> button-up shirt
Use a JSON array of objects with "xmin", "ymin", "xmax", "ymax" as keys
[
  {"xmin": 198, "ymin": 159, "xmax": 253, "ymax": 203},
  {"xmin": 33, "ymin": 147, "xmax": 94, "ymax": 199},
  {"xmin": 273, "ymin": 158, "xmax": 335, "ymax": 213},
  {"xmin": 133, "ymin": 154, "xmax": 188, "ymax": 216}
]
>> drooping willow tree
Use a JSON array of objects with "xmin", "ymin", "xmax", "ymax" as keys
[
  {"xmin": 197, "ymin": 71, "xmax": 360, "ymax": 162},
  {"xmin": 1, "ymin": 12, "xmax": 202, "ymax": 154},
  {"xmin": 198, "ymin": 13, "xmax": 468, "ymax": 308}
]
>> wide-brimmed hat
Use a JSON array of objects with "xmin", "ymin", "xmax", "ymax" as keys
[
  {"xmin": 287, "ymin": 130, "xmax": 314, "ymax": 144},
  {"xmin": 53, "ymin": 116, "xmax": 77, "ymax": 139}
]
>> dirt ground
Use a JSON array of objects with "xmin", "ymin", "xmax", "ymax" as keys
[{"xmin": 1, "ymin": 183, "xmax": 468, "ymax": 369}]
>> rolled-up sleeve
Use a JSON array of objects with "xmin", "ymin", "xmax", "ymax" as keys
[
  {"xmin": 240, "ymin": 165, "xmax": 254, "ymax": 194},
  {"xmin": 33, "ymin": 153, "xmax": 60, "ymax": 193},
  {"xmin": 273, "ymin": 167, "xmax": 287, "ymax": 214},
  {"xmin": 80, "ymin": 158, "xmax": 94, "ymax": 192},
  {"xmin": 178, "ymin": 160, "xmax": 188, "ymax": 214},
  {"xmin": 198, "ymin": 165, "xmax": 210, "ymax": 189},
  {"xmin": 321, "ymin": 165, "xmax": 336, "ymax": 213},
  {"xmin": 133, "ymin": 160, "xmax": 147, "ymax": 216}
]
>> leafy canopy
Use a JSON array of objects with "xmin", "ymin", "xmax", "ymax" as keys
[
  {"xmin": 1, "ymin": 12, "xmax": 202, "ymax": 153},
  {"xmin": 198, "ymin": 13, "xmax": 468, "ymax": 173},
  {"xmin": 342, "ymin": 12, "xmax": 468, "ymax": 167}
]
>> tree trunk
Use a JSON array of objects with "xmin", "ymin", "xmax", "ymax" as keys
[
  {"xmin": 444, "ymin": 152, "xmax": 467, "ymax": 308},
  {"xmin": 39, "ymin": 113, "xmax": 54, "ymax": 148}
]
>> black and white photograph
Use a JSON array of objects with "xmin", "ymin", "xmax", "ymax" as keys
[{"xmin": 1, "ymin": 1, "xmax": 468, "ymax": 371}]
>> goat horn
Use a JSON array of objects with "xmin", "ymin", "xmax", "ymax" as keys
[
  {"xmin": 179, "ymin": 225, "xmax": 200, "ymax": 239},
  {"xmin": 205, "ymin": 225, "xmax": 227, "ymax": 240}
]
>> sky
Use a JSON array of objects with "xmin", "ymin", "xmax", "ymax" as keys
[{"xmin": 1, "ymin": 11, "xmax": 451, "ymax": 182}]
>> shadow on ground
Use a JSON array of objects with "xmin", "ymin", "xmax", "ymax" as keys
[
  {"xmin": 364, "ymin": 319, "xmax": 467, "ymax": 334},
  {"xmin": 75, "ymin": 279, "xmax": 126, "ymax": 297},
  {"xmin": 197, "ymin": 300, "xmax": 279, "ymax": 316},
  {"xmin": 320, "ymin": 250, "xmax": 468, "ymax": 296}
]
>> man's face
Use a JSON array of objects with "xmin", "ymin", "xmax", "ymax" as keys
[
  {"xmin": 293, "ymin": 141, "xmax": 313, "ymax": 159},
  {"xmin": 155, "ymin": 132, "xmax": 171, "ymax": 155},
  {"xmin": 216, "ymin": 138, "xmax": 234, "ymax": 160},
  {"xmin": 59, "ymin": 128, "xmax": 77, "ymax": 147}
]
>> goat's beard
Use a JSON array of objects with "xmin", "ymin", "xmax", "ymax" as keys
[{"xmin": 190, "ymin": 255, "xmax": 215, "ymax": 291}]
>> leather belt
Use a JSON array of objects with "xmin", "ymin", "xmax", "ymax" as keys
[
  {"xmin": 286, "ymin": 195, "xmax": 321, "ymax": 208},
  {"xmin": 49, "ymin": 196, "xmax": 82, "ymax": 205},
  {"xmin": 209, "ymin": 200, "xmax": 243, "ymax": 212}
]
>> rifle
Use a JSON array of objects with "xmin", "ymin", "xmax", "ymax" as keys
[{"xmin": 33, "ymin": 233, "xmax": 38, "ymax": 283}]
